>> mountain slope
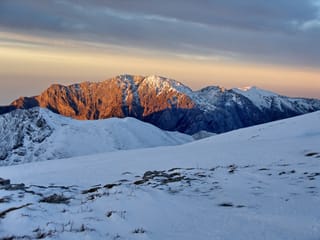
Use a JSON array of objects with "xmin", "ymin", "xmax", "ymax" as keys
[
  {"xmin": 0, "ymin": 112, "xmax": 319, "ymax": 239},
  {"xmin": 0, "ymin": 108, "xmax": 192, "ymax": 166},
  {"xmin": 1, "ymin": 74, "xmax": 319, "ymax": 134}
]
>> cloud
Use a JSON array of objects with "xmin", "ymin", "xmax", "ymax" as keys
[
  {"xmin": 76, "ymin": 0, "xmax": 318, "ymax": 32},
  {"xmin": 0, "ymin": 0, "xmax": 320, "ymax": 68},
  {"xmin": 300, "ymin": 19, "xmax": 320, "ymax": 30}
]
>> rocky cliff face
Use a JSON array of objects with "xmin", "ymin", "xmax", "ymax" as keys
[
  {"xmin": 9, "ymin": 75, "xmax": 195, "ymax": 119},
  {"xmin": 1, "ymin": 74, "xmax": 320, "ymax": 134}
]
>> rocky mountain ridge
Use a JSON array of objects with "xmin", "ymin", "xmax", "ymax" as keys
[{"xmin": 1, "ymin": 74, "xmax": 320, "ymax": 134}]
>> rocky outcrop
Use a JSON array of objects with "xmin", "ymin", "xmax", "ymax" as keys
[
  {"xmin": 0, "ymin": 108, "xmax": 53, "ymax": 165},
  {"xmin": 1, "ymin": 74, "xmax": 320, "ymax": 134}
]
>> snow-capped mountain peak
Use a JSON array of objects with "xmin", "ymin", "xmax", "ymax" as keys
[
  {"xmin": 141, "ymin": 75, "xmax": 193, "ymax": 95},
  {"xmin": 237, "ymin": 86, "xmax": 257, "ymax": 91},
  {"xmin": 232, "ymin": 86, "xmax": 278, "ymax": 108},
  {"xmin": 234, "ymin": 85, "xmax": 277, "ymax": 96}
]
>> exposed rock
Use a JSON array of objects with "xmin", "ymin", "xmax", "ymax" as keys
[
  {"xmin": 0, "ymin": 178, "xmax": 10, "ymax": 186},
  {"xmin": 14, "ymin": 147, "xmax": 27, "ymax": 156},
  {"xmin": 4, "ymin": 183, "xmax": 25, "ymax": 191},
  {"xmin": 0, "ymin": 203, "xmax": 32, "ymax": 218},
  {"xmin": 103, "ymin": 183, "xmax": 120, "ymax": 189},
  {"xmin": 0, "ymin": 108, "xmax": 53, "ymax": 166},
  {"xmin": 0, "ymin": 178, "xmax": 25, "ymax": 191},
  {"xmin": 39, "ymin": 194, "xmax": 70, "ymax": 204},
  {"xmin": 0, "ymin": 147, "xmax": 8, "ymax": 160},
  {"xmin": 82, "ymin": 187, "xmax": 101, "ymax": 194}
]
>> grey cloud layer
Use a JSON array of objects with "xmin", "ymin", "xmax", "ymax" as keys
[{"xmin": 0, "ymin": 0, "xmax": 320, "ymax": 67}]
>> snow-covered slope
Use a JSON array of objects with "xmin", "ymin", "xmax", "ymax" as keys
[
  {"xmin": 0, "ymin": 108, "xmax": 193, "ymax": 166},
  {"xmin": 233, "ymin": 86, "xmax": 318, "ymax": 111},
  {"xmin": 0, "ymin": 112, "xmax": 319, "ymax": 239},
  {"xmin": 233, "ymin": 86, "xmax": 278, "ymax": 109}
]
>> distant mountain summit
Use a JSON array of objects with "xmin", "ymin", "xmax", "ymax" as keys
[{"xmin": 1, "ymin": 74, "xmax": 320, "ymax": 134}]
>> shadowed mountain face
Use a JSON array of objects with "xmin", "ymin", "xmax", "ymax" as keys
[{"xmin": 1, "ymin": 75, "xmax": 320, "ymax": 134}]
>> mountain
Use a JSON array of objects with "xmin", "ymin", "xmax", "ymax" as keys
[
  {"xmin": 0, "ymin": 108, "xmax": 192, "ymax": 166},
  {"xmin": 1, "ymin": 111, "xmax": 319, "ymax": 239},
  {"xmin": 1, "ymin": 74, "xmax": 320, "ymax": 134}
]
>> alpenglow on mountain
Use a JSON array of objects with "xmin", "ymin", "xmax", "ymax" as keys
[{"xmin": 1, "ymin": 75, "xmax": 320, "ymax": 134}]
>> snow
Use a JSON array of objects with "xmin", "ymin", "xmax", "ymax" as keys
[
  {"xmin": 142, "ymin": 75, "xmax": 193, "ymax": 95},
  {"xmin": 0, "ymin": 111, "xmax": 320, "ymax": 239},
  {"xmin": 0, "ymin": 108, "xmax": 193, "ymax": 166},
  {"xmin": 233, "ymin": 86, "xmax": 278, "ymax": 109},
  {"xmin": 191, "ymin": 86, "xmax": 223, "ymax": 111},
  {"xmin": 192, "ymin": 130, "xmax": 216, "ymax": 140},
  {"xmin": 233, "ymin": 86, "xmax": 320, "ymax": 111}
]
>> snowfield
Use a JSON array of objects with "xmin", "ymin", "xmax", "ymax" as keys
[
  {"xmin": 0, "ymin": 108, "xmax": 192, "ymax": 166},
  {"xmin": 0, "ymin": 111, "xmax": 320, "ymax": 239}
]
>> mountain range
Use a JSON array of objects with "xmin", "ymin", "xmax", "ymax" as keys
[
  {"xmin": 0, "ymin": 74, "xmax": 319, "ymax": 239},
  {"xmin": 1, "ymin": 74, "xmax": 320, "ymax": 134}
]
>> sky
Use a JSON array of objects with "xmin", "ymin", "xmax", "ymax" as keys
[{"xmin": 0, "ymin": 0, "xmax": 320, "ymax": 104}]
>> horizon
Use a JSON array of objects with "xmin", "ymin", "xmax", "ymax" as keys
[
  {"xmin": 1, "ymin": 73, "xmax": 320, "ymax": 106},
  {"xmin": 1, "ymin": 0, "xmax": 320, "ymax": 104}
]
